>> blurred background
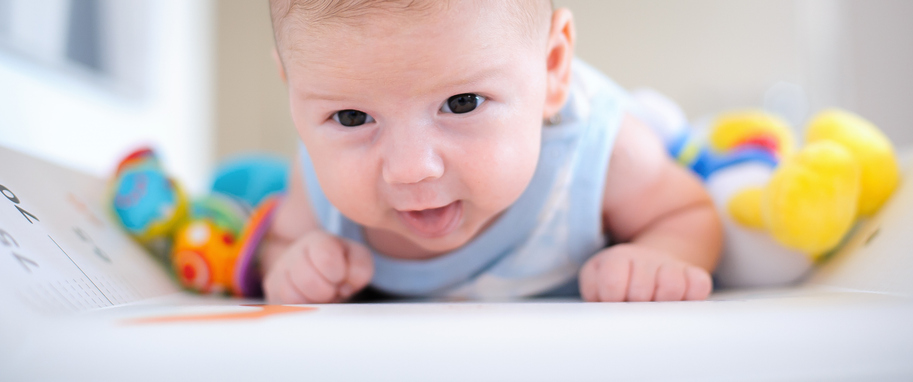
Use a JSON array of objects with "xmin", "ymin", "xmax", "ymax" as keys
[{"xmin": 0, "ymin": 0, "xmax": 911, "ymax": 192}]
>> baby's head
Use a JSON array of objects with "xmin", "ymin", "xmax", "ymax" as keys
[{"xmin": 270, "ymin": 0, "xmax": 575, "ymax": 256}]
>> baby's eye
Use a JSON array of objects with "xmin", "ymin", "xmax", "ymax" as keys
[
  {"xmin": 333, "ymin": 110, "xmax": 375, "ymax": 127},
  {"xmin": 441, "ymin": 93, "xmax": 486, "ymax": 114}
]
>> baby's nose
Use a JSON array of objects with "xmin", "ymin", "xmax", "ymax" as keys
[{"xmin": 381, "ymin": 127, "xmax": 444, "ymax": 185}]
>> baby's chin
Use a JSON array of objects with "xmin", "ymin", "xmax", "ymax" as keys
[
  {"xmin": 395, "ymin": 209, "xmax": 504, "ymax": 258},
  {"xmin": 361, "ymin": 209, "xmax": 495, "ymax": 260},
  {"xmin": 406, "ymin": 236, "xmax": 472, "ymax": 257},
  {"xmin": 391, "ymin": 224, "xmax": 478, "ymax": 259}
]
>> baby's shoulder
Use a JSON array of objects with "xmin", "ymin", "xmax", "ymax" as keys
[
  {"xmin": 569, "ymin": 58, "xmax": 630, "ymax": 106},
  {"xmin": 559, "ymin": 59, "xmax": 635, "ymax": 132}
]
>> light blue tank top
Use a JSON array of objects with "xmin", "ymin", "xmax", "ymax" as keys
[{"xmin": 298, "ymin": 59, "xmax": 630, "ymax": 299}]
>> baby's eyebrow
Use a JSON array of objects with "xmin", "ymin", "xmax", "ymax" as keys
[
  {"xmin": 295, "ymin": 62, "xmax": 508, "ymax": 102},
  {"xmin": 298, "ymin": 90, "xmax": 350, "ymax": 102},
  {"xmin": 435, "ymin": 65, "xmax": 503, "ymax": 91}
]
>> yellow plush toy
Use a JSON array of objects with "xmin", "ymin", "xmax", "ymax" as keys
[
  {"xmin": 632, "ymin": 89, "xmax": 901, "ymax": 287},
  {"xmin": 726, "ymin": 109, "xmax": 900, "ymax": 259}
]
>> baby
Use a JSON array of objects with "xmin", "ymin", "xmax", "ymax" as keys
[{"xmin": 260, "ymin": 0, "xmax": 723, "ymax": 303}]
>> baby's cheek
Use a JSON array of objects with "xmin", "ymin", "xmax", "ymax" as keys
[
  {"xmin": 465, "ymin": 139, "xmax": 539, "ymax": 211},
  {"xmin": 315, "ymin": 154, "xmax": 382, "ymax": 223},
  {"xmin": 456, "ymin": 96, "xmax": 542, "ymax": 207}
]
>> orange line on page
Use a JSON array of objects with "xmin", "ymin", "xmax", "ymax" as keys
[
  {"xmin": 124, "ymin": 305, "xmax": 317, "ymax": 325},
  {"xmin": 67, "ymin": 193, "xmax": 105, "ymax": 227}
]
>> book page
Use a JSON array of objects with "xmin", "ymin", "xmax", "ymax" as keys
[{"xmin": 0, "ymin": 146, "xmax": 179, "ymax": 316}]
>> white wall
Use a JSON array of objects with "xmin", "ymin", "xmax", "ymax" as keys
[
  {"xmin": 212, "ymin": 0, "xmax": 297, "ymax": 163},
  {"xmin": 842, "ymin": 0, "xmax": 913, "ymax": 146},
  {"xmin": 0, "ymin": 0, "xmax": 214, "ymax": 192},
  {"xmin": 555, "ymin": 0, "xmax": 913, "ymax": 146}
]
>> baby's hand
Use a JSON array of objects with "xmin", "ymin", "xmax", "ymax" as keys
[
  {"xmin": 263, "ymin": 231, "xmax": 374, "ymax": 304},
  {"xmin": 579, "ymin": 244, "xmax": 712, "ymax": 302}
]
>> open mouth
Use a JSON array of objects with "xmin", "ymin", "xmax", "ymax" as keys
[{"xmin": 396, "ymin": 201, "xmax": 463, "ymax": 238}]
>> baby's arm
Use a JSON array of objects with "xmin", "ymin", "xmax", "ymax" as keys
[
  {"xmin": 579, "ymin": 114, "xmax": 723, "ymax": 302},
  {"xmin": 259, "ymin": 158, "xmax": 374, "ymax": 304}
]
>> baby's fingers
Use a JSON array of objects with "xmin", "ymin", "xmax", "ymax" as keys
[
  {"xmin": 653, "ymin": 264, "xmax": 687, "ymax": 301},
  {"xmin": 264, "ymin": 269, "xmax": 298, "ymax": 304},
  {"xmin": 306, "ymin": 232, "xmax": 348, "ymax": 284},
  {"xmin": 578, "ymin": 257, "xmax": 600, "ymax": 302},
  {"xmin": 340, "ymin": 241, "xmax": 373, "ymax": 299},
  {"xmin": 626, "ymin": 257, "xmax": 658, "ymax": 302},
  {"xmin": 292, "ymin": 252, "xmax": 339, "ymax": 303},
  {"xmin": 595, "ymin": 253, "xmax": 632, "ymax": 302},
  {"xmin": 683, "ymin": 266, "xmax": 713, "ymax": 301},
  {"xmin": 264, "ymin": 266, "xmax": 313, "ymax": 304}
]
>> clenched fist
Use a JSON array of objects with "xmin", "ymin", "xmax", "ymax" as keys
[
  {"xmin": 263, "ymin": 230, "xmax": 374, "ymax": 304},
  {"xmin": 579, "ymin": 243, "xmax": 713, "ymax": 302}
]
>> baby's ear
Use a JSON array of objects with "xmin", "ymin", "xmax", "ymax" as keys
[
  {"xmin": 543, "ymin": 8, "xmax": 575, "ymax": 120},
  {"xmin": 272, "ymin": 47, "xmax": 287, "ymax": 84}
]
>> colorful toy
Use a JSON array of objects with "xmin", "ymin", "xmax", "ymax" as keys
[
  {"xmin": 111, "ymin": 149, "xmax": 287, "ymax": 297},
  {"xmin": 111, "ymin": 148, "xmax": 189, "ymax": 262},
  {"xmin": 633, "ymin": 90, "xmax": 901, "ymax": 287}
]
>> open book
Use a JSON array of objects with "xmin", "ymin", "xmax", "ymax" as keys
[{"xmin": 2, "ymin": 144, "xmax": 912, "ymax": 381}]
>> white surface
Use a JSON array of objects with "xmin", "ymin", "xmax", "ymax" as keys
[
  {"xmin": 5, "ymin": 289, "xmax": 913, "ymax": 382},
  {"xmin": 1, "ymin": 144, "xmax": 912, "ymax": 381}
]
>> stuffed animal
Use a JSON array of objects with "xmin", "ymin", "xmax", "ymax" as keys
[
  {"xmin": 632, "ymin": 90, "xmax": 901, "ymax": 287},
  {"xmin": 111, "ymin": 149, "xmax": 287, "ymax": 297}
]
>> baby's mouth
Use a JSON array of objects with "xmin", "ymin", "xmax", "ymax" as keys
[{"xmin": 396, "ymin": 201, "xmax": 462, "ymax": 239}]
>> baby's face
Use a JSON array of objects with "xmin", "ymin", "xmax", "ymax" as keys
[{"xmin": 282, "ymin": 1, "xmax": 550, "ymax": 256}]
